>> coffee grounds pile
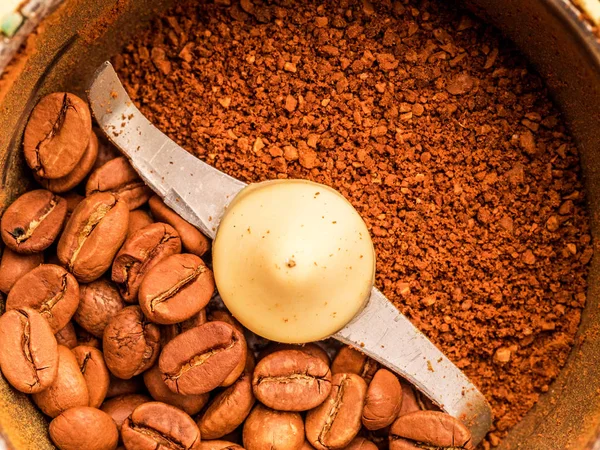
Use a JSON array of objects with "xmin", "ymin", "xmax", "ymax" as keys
[{"xmin": 115, "ymin": 0, "xmax": 593, "ymax": 446}]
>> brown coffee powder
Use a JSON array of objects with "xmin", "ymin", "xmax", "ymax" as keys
[{"xmin": 114, "ymin": 0, "xmax": 594, "ymax": 446}]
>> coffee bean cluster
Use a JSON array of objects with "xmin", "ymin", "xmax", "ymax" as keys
[{"xmin": 0, "ymin": 92, "xmax": 473, "ymax": 450}]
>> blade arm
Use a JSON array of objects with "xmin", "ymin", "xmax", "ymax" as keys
[
  {"xmin": 334, "ymin": 287, "xmax": 493, "ymax": 446},
  {"xmin": 87, "ymin": 61, "xmax": 246, "ymax": 238}
]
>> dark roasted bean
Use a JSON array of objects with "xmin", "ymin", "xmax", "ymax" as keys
[
  {"xmin": 0, "ymin": 307, "xmax": 58, "ymax": 393},
  {"xmin": 252, "ymin": 349, "xmax": 331, "ymax": 411},
  {"xmin": 23, "ymin": 92, "xmax": 92, "ymax": 179},
  {"xmin": 6, "ymin": 264, "xmax": 79, "ymax": 333},
  {"xmin": 103, "ymin": 306, "xmax": 161, "ymax": 379},
  {"xmin": 112, "ymin": 222, "xmax": 181, "ymax": 303},
  {"xmin": 1, "ymin": 189, "xmax": 67, "ymax": 254}
]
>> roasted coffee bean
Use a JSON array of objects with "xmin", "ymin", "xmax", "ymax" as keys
[
  {"xmin": 55, "ymin": 322, "xmax": 78, "ymax": 349},
  {"xmin": 258, "ymin": 343, "xmax": 330, "ymax": 366},
  {"xmin": 121, "ymin": 401, "xmax": 201, "ymax": 450},
  {"xmin": 343, "ymin": 438, "xmax": 378, "ymax": 450},
  {"xmin": 198, "ymin": 356, "xmax": 256, "ymax": 439},
  {"xmin": 149, "ymin": 195, "xmax": 210, "ymax": 256},
  {"xmin": 199, "ymin": 442, "xmax": 244, "ymax": 450},
  {"xmin": 106, "ymin": 374, "xmax": 145, "ymax": 399},
  {"xmin": 23, "ymin": 92, "xmax": 92, "ymax": 179},
  {"xmin": 86, "ymin": 156, "xmax": 152, "ymax": 210},
  {"xmin": 159, "ymin": 321, "xmax": 245, "ymax": 395},
  {"xmin": 397, "ymin": 379, "xmax": 437, "ymax": 416},
  {"xmin": 72, "ymin": 345, "xmax": 110, "ymax": 408},
  {"xmin": 49, "ymin": 406, "xmax": 119, "ymax": 450},
  {"xmin": 389, "ymin": 411, "xmax": 473, "ymax": 450},
  {"xmin": 306, "ymin": 373, "xmax": 368, "ymax": 450},
  {"xmin": 0, "ymin": 307, "xmax": 58, "ymax": 393},
  {"xmin": 160, "ymin": 309, "xmax": 207, "ymax": 345},
  {"xmin": 103, "ymin": 305, "xmax": 161, "ymax": 379},
  {"xmin": 6, "ymin": 264, "xmax": 79, "ymax": 333},
  {"xmin": 128, "ymin": 209, "xmax": 154, "ymax": 237},
  {"xmin": 75, "ymin": 278, "xmax": 125, "ymax": 337},
  {"xmin": 35, "ymin": 131, "xmax": 99, "ymax": 193},
  {"xmin": 112, "ymin": 222, "xmax": 181, "ymax": 303},
  {"xmin": 57, "ymin": 192, "xmax": 129, "ymax": 283},
  {"xmin": 143, "ymin": 364, "xmax": 209, "ymax": 416},
  {"xmin": 0, "ymin": 248, "xmax": 43, "ymax": 293},
  {"xmin": 332, "ymin": 346, "xmax": 379, "ymax": 383},
  {"xmin": 1, "ymin": 189, "xmax": 67, "ymax": 254},
  {"xmin": 32, "ymin": 345, "xmax": 89, "ymax": 417},
  {"xmin": 243, "ymin": 404, "xmax": 304, "ymax": 450},
  {"xmin": 252, "ymin": 349, "xmax": 331, "ymax": 411},
  {"xmin": 139, "ymin": 253, "xmax": 215, "ymax": 325},
  {"xmin": 101, "ymin": 393, "xmax": 151, "ymax": 432},
  {"xmin": 362, "ymin": 369, "xmax": 402, "ymax": 430},
  {"xmin": 359, "ymin": 428, "xmax": 389, "ymax": 450}
]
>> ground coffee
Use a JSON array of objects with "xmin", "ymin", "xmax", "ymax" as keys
[{"xmin": 115, "ymin": 0, "xmax": 594, "ymax": 444}]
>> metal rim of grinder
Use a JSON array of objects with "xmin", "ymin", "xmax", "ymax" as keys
[{"xmin": 1, "ymin": 0, "xmax": 600, "ymax": 448}]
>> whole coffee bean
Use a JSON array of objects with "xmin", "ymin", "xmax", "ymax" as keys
[
  {"xmin": 103, "ymin": 305, "xmax": 161, "ymax": 379},
  {"xmin": 139, "ymin": 253, "xmax": 215, "ymax": 325},
  {"xmin": 49, "ymin": 406, "xmax": 119, "ymax": 450},
  {"xmin": 32, "ymin": 345, "xmax": 89, "ymax": 417},
  {"xmin": 243, "ymin": 404, "xmax": 304, "ymax": 450},
  {"xmin": 23, "ymin": 92, "xmax": 92, "ymax": 179},
  {"xmin": 1, "ymin": 189, "xmax": 67, "ymax": 254},
  {"xmin": 332, "ymin": 346, "xmax": 379, "ymax": 383},
  {"xmin": 75, "ymin": 278, "xmax": 125, "ymax": 337},
  {"xmin": 0, "ymin": 248, "xmax": 43, "ymax": 293},
  {"xmin": 199, "ymin": 442, "xmax": 244, "ymax": 450},
  {"xmin": 106, "ymin": 374, "xmax": 145, "ymax": 399},
  {"xmin": 389, "ymin": 411, "xmax": 473, "ymax": 450},
  {"xmin": 55, "ymin": 322, "xmax": 78, "ymax": 349},
  {"xmin": 198, "ymin": 356, "xmax": 256, "ymax": 439},
  {"xmin": 306, "ymin": 373, "xmax": 368, "ymax": 450},
  {"xmin": 159, "ymin": 321, "xmax": 245, "ymax": 395},
  {"xmin": 101, "ymin": 393, "xmax": 151, "ymax": 432},
  {"xmin": 143, "ymin": 364, "xmax": 209, "ymax": 416},
  {"xmin": 6, "ymin": 264, "xmax": 80, "ymax": 333},
  {"xmin": 35, "ymin": 131, "xmax": 99, "ymax": 193},
  {"xmin": 161, "ymin": 309, "xmax": 207, "ymax": 345},
  {"xmin": 112, "ymin": 222, "xmax": 181, "ymax": 302},
  {"xmin": 253, "ymin": 349, "xmax": 332, "ymax": 411},
  {"xmin": 362, "ymin": 369, "xmax": 402, "ymax": 430},
  {"xmin": 72, "ymin": 345, "xmax": 110, "ymax": 408},
  {"xmin": 57, "ymin": 192, "xmax": 129, "ymax": 283},
  {"xmin": 343, "ymin": 438, "xmax": 378, "ymax": 450},
  {"xmin": 149, "ymin": 195, "xmax": 210, "ymax": 256},
  {"xmin": 128, "ymin": 209, "xmax": 154, "ymax": 237},
  {"xmin": 0, "ymin": 307, "xmax": 58, "ymax": 393},
  {"xmin": 258, "ymin": 343, "xmax": 330, "ymax": 366},
  {"xmin": 121, "ymin": 401, "xmax": 201, "ymax": 450},
  {"xmin": 86, "ymin": 156, "xmax": 152, "ymax": 210}
]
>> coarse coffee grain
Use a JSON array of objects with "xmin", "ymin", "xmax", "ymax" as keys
[{"xmin": 115, "ymin": 0, "xmax": 594, "ymax": 444}]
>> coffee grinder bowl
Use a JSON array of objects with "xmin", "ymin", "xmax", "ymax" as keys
[{"xmin": 1, "ymin": 0, "xmax": 599, "ymax": 448}]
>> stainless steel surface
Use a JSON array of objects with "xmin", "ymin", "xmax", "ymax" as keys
[
  {"xmin": 88, "ymin": 62, "xmax": 245, "ymax": 239},
  {"xmin": 89, "ymin": 62, "xmax": 493, "ymax": 445}
]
